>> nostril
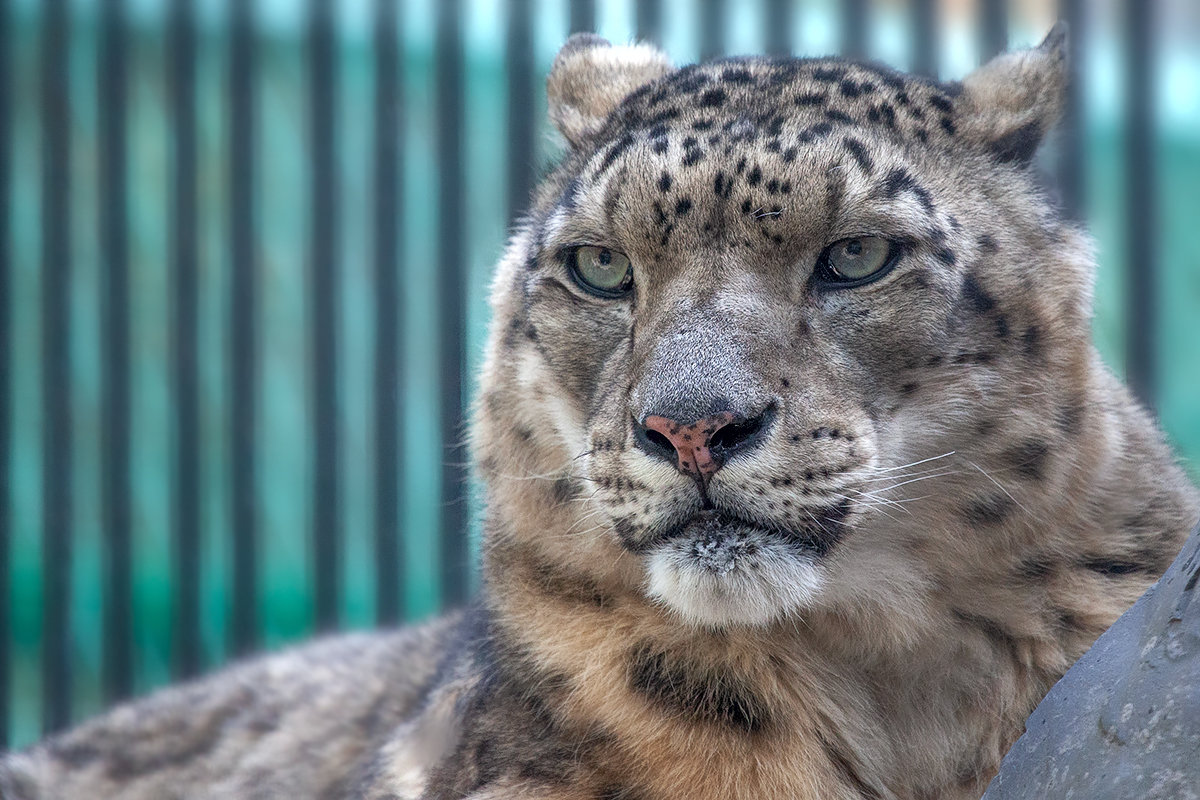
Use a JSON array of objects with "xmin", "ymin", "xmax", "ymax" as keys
[
  {"xmin": 644, "ymin": 428, "xmax": 675, "ymax": 454},
  {"xmin": 709, "ymin": 417, "xmax": 762, "ymax": 451},
  {"xmin": 708, "ymin": 405, "xmax": 774, "ymax": 454}
]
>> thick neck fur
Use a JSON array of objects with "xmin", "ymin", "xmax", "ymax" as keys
[{"xmin": 468, "ymin": 234, "xmax": 1199, "ymax": 800}]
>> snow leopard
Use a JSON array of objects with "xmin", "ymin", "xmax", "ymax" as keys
[{"xmin": 3, "ymin": 24, "xmax": 1197, "ymax": 800}]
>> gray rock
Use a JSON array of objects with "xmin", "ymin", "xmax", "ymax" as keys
[{"xmin": 982, "ymin": 524, "xmax": 1200, "ymax": 799}]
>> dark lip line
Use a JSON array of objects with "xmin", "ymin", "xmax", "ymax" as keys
[{"xmin": 637, "ymin": 499, "xmax": 852, "ymax": 557}]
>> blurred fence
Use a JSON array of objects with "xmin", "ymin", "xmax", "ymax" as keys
[{"xmin": 1, "ymin": 0, "xmax": 1198, "ymax": 748}]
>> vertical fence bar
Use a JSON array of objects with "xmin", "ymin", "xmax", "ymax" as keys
[
  {"xmin": 170, "ymin": 0, "xmax": 202, "ymax": 677},
  {"xmin": 41, "ymin": 0, "xmax": 72, "ymax": 733},
  {"xmin": 436, "ymin": 0, "xmax": 468, "ymax": 608},
  {"xmin": 0, "ymin": 0, "xmax": 10, "ymax": 749},
  {"xmin": 309, "ymin": 0, "xmax": 340, "ymax": 633},
  {"xmin": 99, "ymin": 0, "xmax": 133, "ymax": 705},
  {"xmin": 841, "ymin": 0, "xmax": 867, "ymax": 59},
  {"xmin": 229, "ymin": 0, "xmax": 258, "ymax": 655},
  {"xmin": 1058, "ymin": 0, "xmax": 1086, "ymax": 219},
  {"xmin": 764, "ymin": 0, "xmax": 791, "ymax": 56},
  {"xmin": 979, "ymin": 0, "xmax": 1007, "ymax": 61},
  {"xmin": 569, "ymin": 0, "xmax": 594, "ymax": 34},
  {"xmin": 700, "ymin": 0, "xmax": 724, "ymax": 60},
  {"xmin": 373, "ymin": 0, "xmax": 403, "ymax": 626},
  {"xmin": 911, "ymin": 0, "xmax": 939, "ymax": 78},
  {"xmin": 636, "ymin": 0, "xmax": 661, "ymax": 44},
  {"xmin": 507, "ymin": 0, "xmax": 534, "ymax": 220},
  {"xmin": 1125, "ymin": 0, "xmax": 1156, "ymax": 410}
]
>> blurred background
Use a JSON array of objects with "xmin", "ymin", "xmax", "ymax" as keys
[{"xmin": 1, "ymin": 0, "xmax": 1198, "ymax": 748}]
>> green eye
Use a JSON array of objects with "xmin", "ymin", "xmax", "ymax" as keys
[
  {"xmin": 568, "ymin": 246, "xmax": 634, "ymax": 298},
  {"xmin": 818, "ymin": 236, "xmax": 895, "ymax": 285}
]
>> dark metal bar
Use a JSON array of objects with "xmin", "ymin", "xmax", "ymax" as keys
[
  {"xmin": 763, "ymin": 0, "xmax": 791, "ymax": 56},
  {"xmin": 1125, "ymin": 0, "xmax": 1156, "ymax": 410},
  {"xmin": 0, "ymin": 0, "xmax": 11, "ymax": 749},
  {"xmin": 840, "ymin": 0, "xmax": 867, "ymax": 60},
  {"xmin": 700, "ymin": 0, "xmax": 724, "ymax": 60},
  {"xmin": 568, "ymin": 0, "xmax": 594, "ymax": 35},
  {"xmin": 636, "ymin": 0, "xmax": 662, "ymax": 45},
  {"xmin": 911, "ymin": 0, "xmax": 939, "ymax": 78},
  {"xmin": 170, "ymin": 0, "xmax": 202, "ymax": 677},
  {"xmin": 41, "ymin": 0, "xmax": 73, "ymax": 734},
  {"xmin": 1057, "ymin": 0, "xmax": 1086, "ymax": 219},
  {"xmin": 99, "ymin": 0, "xmax": 133, "ymax": 706},
  {"xmin": 436, "ymin": 0, "xmax": 468, "ymax": 608},
  {"xmin": 228, "ymin": 0, "xmax": 258, "ymax": 656},
  {"xmin": 979, "ymin": 0, "xmax": 1007, "ymax": 61},
  {"xmin": 373, "ymin": 0, "xmax": 403, "ymax": 626},
  {"xmin": 506, "ymin": 0, "xmax": 534, "ymax": 220},
  {"xmin": 310, "ymin": 0, "xmax": 340, "ymax": 632}
]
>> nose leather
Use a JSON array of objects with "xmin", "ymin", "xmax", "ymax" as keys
[{"xmin": 642, "ymin": 411, "xmax": 736, "ymax": 482}]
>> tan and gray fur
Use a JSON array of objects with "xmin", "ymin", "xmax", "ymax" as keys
[{"xmin": 3, "ymin": 27, "xmax": 1197, "ymax": 800}]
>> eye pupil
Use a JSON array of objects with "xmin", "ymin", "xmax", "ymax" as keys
[
  {"xmin": 845, "ymin": 240, "xmax": 862, "ymax": 256},
  {"xmin": 598, "ymin": 249, "xmax": 612, "ymax": 266}
]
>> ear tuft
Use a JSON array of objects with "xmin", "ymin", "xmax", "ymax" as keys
[
  {"xmin": 547, "ymin": 34, "xmax": 674, "ymax": 148},
  {"xmin": 956, "ymin": 23, "xmax": 1068, "ymax": 165}
]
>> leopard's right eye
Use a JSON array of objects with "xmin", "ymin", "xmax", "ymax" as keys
[{"xmin": 567, "ymin": 246, "xmax": 634, "ymax": 298}]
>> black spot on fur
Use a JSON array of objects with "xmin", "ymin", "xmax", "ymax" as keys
[
  {"xmin": 675, "ymin": 198, "xmax": 693, "ymax": 216},
  {"xmin": 722, "ymin": 67, "xmax": 754, "ymax": 84},
  {"xmin": 935, "ymin": 247, "xmax": 956, "ymax": 266},
  {"xmin": 978, "ymin": 233, "xmax": 998, "ymax": 253},
  {"xmin": 1003, "ymin": 439, "xmax": 1049, "ymax": 480},
  {"xmin": 952, "ymin": 609, "xmax": 1020, "ymax": 658},
  {"xmin": 657, "ymin": 172, "xmax": 672, "ymax": 193},
  {"xmin": 798, "ymin": 121, "xmax": 834, "ymax": 143},
  {"xmin": 682, "ymin": 147, "xmax": 704, "ymax": 167},
  {"xmin": 796, "ymin": 91, "xmax": 827, "ymax": 106},
  {"xmin": 825, "ymin": 108, "xmax": 853, "ymax": 124},
  {"xmin": 817, "ymin": 731, "xmax": 884, "ymax": 800},
  {"xmin": 698, "ymin": 87, "xmax": 727, "ymax": 108},
  {"xmin": 552, "ymin": 476, "xmax": 581, "ymax": 504},
  {"xmin": 1017, "ymin": 557, "xmax": 1057, "ymax": 579},
  {"xmin": 598, "ymin": 133, "xmax": 635, "ymax": 174},
  {"xmin": 842, "ymin": 137, "xmax": 874, "ymax": 175},
  {"xmin": 900, "ymin": 382, "xmax": 919, "ymax": 396},
  {"xmin": 1056, "ymin": 398, "xmax": 1085, "ymax": 437},
  {"xmin": 747, "ymin": 165, "xmax": 763, "ymax": 186},
  {"xmin": 628, "ymin": 643, "xmax": 769, "ymax": 734},
  {"xmin": 991, "ymin": 120, "xmax": 1044, "ymax": 164},
  {"xmin": 994, "ymin": 315, "xmax": 1010, "ymax": 339},
  {"xmin": 1022, "ymin": 325, "xmax": 1042, "ymax": 359},
  {"xmin": 964, "ymin": 494, "xmax": 1014, "ymax": 526},
  {"xmin": 940, "ymin": 115, "xmax": 957, "ymax": 135},
  {"xmin": 961, "ymin": 274, "xmax": 996, "ymax": 313},
  {"xmin": 879, "ymin": 167, "xmax": 934, "ymax": 211},
  {"xmin": 812, "ymin": 65, "xmax": 846, "ymax": 82},
  {"xmin": 1080, "ymin": 557, "xmax": 1154, "ymax": 577},
  {"xmin": 928, "ymin": 94, "xmax": 953, "ymax": 113}
]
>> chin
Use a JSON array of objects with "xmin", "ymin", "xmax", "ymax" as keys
[{"xmin": 644, "ymin": 512, "xmax": 828, "ymax": 629}]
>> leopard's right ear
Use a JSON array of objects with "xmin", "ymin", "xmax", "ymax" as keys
[{"xmin": 547, "ymin": 34, "xmax": 674, "ymax": 149}]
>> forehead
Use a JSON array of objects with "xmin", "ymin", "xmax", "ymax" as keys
[{"xmin": 545, "ymin": 59, "xmax": 956, "ymax": 265}]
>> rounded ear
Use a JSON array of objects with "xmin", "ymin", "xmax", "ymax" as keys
[
  {"xmin": 955, "ymin": 23, "xmax": 1069, "ymax": 165},
  {"xmin": 547, "ymin": 33, "xmax": 674, "ymax": 149}
]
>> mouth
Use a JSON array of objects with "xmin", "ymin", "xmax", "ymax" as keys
[
  {"xmin": 643, "ymin": 502, "xmax": 849, "ymax": 628},
  {"xmin": 656, "ymin": 500, "xmax": 852, "ymax": 565}
]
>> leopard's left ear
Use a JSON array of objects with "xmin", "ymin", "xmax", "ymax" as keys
[
  {"xmin": 954, "ymin": 22, "xmax": 1068, "ymax": 165},
  {"xmin": 547, "ymin": 34, "xmax": 675, "ymax": 149}
]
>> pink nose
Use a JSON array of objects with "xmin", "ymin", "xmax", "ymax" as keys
[{"xmin": 641, "ymin": 411, "xmax": 738, "ymax": 482}]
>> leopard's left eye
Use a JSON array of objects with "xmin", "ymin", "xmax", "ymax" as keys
[
  {"xmin": 816, "ymin": 236, "xmax": 896, "ymax": 286},
  {"xmin": 567, "ymin": 246, "xmax": 634, "ymax": 298}
]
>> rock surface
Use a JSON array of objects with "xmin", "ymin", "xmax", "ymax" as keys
[{"xmin": 982, "ymin": 523, "xmax": 1200, "ymax": 799}]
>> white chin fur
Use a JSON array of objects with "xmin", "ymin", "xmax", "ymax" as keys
[{"xmin": 645, "ymin": 535, "xmax": 825, "ymax": 629}]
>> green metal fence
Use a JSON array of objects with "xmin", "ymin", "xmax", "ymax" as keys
[{"xmin": 2, "ymin": 0, "xmax": 1199, "ymax": 748}]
